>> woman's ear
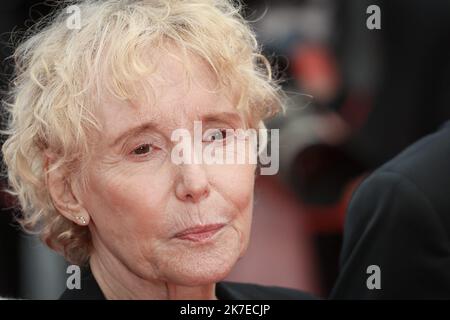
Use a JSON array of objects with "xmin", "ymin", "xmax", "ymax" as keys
[{"xmin": 45, "ymin": 152, "xmax": 90, "ymax": 226}]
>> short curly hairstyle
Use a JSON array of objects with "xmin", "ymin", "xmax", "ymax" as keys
[{"xmin": 1, "ymin": 0, "xmax": 285, "ymax": 265}]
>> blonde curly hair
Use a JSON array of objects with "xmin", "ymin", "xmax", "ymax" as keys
[{"xmin": 1, "ymin": 0, "xmax": 284, "ymax": 265}]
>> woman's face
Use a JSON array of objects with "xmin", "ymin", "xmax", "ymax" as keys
[{"xmin": 79, "ymin": 51, "xmax": 256, "ymax": 286}]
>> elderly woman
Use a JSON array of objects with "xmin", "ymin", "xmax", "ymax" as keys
[{"xmin": 1, "ymin": 0, "xmax": 312, "ymax": 300}]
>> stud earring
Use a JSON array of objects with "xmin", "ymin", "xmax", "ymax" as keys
[{"xmin": 76, "ymin": 216, "xmax": 87, "ymax": 225}]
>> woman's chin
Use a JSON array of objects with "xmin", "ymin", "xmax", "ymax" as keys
[
  {"xmin": 163, "ymin": 248, "xmax": 239, "ymax": 286},
  {"xmin": 160, "ymin": 244, "xmax": 241, "ymax": 286},
  {"xmin": 171, "ymin": 264, "xmax": 233, "ymax": 287}
]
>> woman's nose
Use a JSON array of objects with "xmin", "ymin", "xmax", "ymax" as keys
[{"xmin": 175, "ymin": 164, "xmax": 210, "ymax": 203}]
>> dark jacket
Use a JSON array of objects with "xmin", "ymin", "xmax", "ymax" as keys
[
  {"xmin": 60, "ymin": 267, "xmax": 315, "ymax": 300},
  {"xmin": 331, "ymin": 121, "xmax": 450, "ymax": 299}
]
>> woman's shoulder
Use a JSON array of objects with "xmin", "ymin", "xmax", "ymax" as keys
[{"xmin": 216, "ymin": 281, "xmax": 317, "ymax": 300}]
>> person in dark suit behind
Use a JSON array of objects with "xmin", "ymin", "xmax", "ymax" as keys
[{"xmin": 330, "ymin": 120, "xmax": 450, "ymax": 299}]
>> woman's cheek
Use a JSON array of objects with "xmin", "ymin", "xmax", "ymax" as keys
[
  {"xmin": 96, "ymin": 176, "xmax": 167, "ymax": 239},
  {"xmin": 208, "ymin": 163, "xmax": 255, "ymax": 214}
]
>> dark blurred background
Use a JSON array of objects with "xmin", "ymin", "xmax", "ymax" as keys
[{"xmin": 1, "ymin": 0, "xmax": 450, "ymax": 299}]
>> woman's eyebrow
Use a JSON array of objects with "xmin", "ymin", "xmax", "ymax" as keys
[
  {"xmin": 109, "ymin": 122, "xmax": 158, "ymax": 147},
  {"xmin": 110, "ymin": 111, "xmax": 243, "ymax": 147},
  {"xmin": 201, "ymin": 111, "xmax": 243, "ymax": 126}
]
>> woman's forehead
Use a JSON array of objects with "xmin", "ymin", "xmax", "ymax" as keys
[
  {"xmin": 103, "ymin": 93, "xmax": 240, "ymax": 131},
  {"xmin": 95, "ymin": 49, "xmax": 240, "ymax": 126}
]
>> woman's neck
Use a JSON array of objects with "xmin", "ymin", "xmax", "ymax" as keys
[{"xmin": 89, "ymin": 248, "xmax": 217, "ymax": 300}]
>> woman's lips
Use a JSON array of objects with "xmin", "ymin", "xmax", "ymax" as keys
[{"xmin": 175, "ymin": 223, "xmax": 225, "ymax": 242}]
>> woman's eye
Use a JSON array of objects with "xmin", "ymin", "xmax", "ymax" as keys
[
  {"xmin": 204, "ymin": 129, "xmax": 229, "ymax": 142},
  {"xmin": 132, "ymin": 144, "xmax": 153, "ymax": 155}
]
